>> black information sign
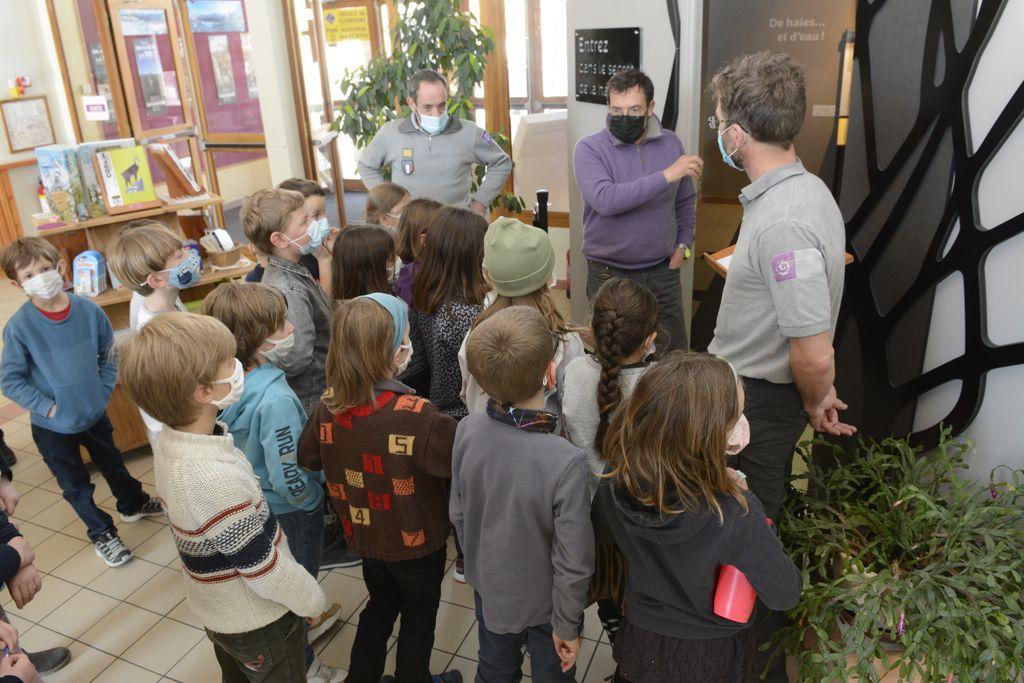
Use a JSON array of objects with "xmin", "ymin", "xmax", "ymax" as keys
[{"xmin": 574, "ymin": 27, "xmax": 642, "ymax": 104}]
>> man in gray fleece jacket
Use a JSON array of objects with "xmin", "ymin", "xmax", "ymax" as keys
[
  {"xmin": 451, "ymin": 306, "xmax": 594, "ymax": 682},
  {"xmin": 357, "ymin": 70, "xmax": 512, "ymax": 213}
]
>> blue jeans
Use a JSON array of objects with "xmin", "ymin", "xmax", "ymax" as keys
[
  {"xmin": 474, "ymin": 592, "xmax": 576, "ymax": 683},
  {"xmin": 31, "ymin": 415, "xmax": 148, "ymax": 543},
  {"xmin": 276, "ymin": 500, "xmax": 325, "ymax": 669}
]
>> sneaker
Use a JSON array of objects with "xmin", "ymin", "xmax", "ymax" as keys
[
  {"xmin": 307, "ymin": 603, "xmax": 342, "ymax": 642},
  {"xmin": 306, "ymin": 659, "xmax": 346, "ymax": 682},
  {"xmin": 94, "ymin": 531, "xmax": 132, "ymax": 567},
  {"xmin": 433, "ymin": 670, "xmax": 463, "ymax": 683},
  {"xmin": 452, "ymin": 557, "xmax": 466, "ymax": 584},
  {"xmin": 319, "ymin": 539, "xmax": 361, "ymax": 570},
  {"xmin": 26, "ymin": 646, "xmax": 71, "ymax": 674},
  {"xmin": 119, "ymin": 497, "xmax": 163, "ymax": 523}
]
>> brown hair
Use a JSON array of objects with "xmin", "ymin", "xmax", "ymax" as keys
[
  {"xmin": 0, "ymin": 237, "xmax": 59, "ymax": 282},
  {"xmin": 241, "ymin": 188, "xmax": 305, "ymax": 254},
  {"xmin": 330, "ymin": 225, "xmax": 395, "ymax": 301},
  {"xmin": 591, "ymin": 278, "xmax": 659, "ymax": 451},
  {"xmin": 324, "ymin": 298, "xmax": 395, "ymax": 413},
  {"xmin": 118, "ymin": 312, "xmax": 236, "ymax": 427},
  {"xmin": 396, "ymin": 197, "xmax": 443, "ymax": 263},
  {"xmin": 603, "ymin": 352, "xmax": 747, "ymax": 520},
  {"xmin": 411, "ymin": 206, "xmax": 488, "ymax": 314},
  {"xmin": 107, "ymin": 220, "xmax": 182, "ymax": 295},
  {"xmin": 709, "ymin": 51, "xmax": 806, "ymax": 148},
  {"xmin": 200, "ymin": 282, "xmax": 288, "ymax": 371},
  {"xmin": 277, "ymin": 178, "xmax": 326, "ymax": 198},
  {"xmin": 466, "ymin": 306, "xmax": 555, "ymax": 405},
  {"xmin": 472, "ymin": 286, "xmax": 574, "ymax": 336},
  {"xmin": 364, "ymin": 182, "xmax": 409, "ymax": 225}
]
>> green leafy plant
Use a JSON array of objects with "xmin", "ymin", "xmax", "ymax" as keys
[
  {"xmin": 775, "ymin": 429, "xmax": 1024, "ymax": 682},
  {"xmin": 333, "ymin": 0, "xmax": 522, "ymax": 211}
]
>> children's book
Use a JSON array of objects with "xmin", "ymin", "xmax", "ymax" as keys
[
  {"xmin": 78, "ymin": 138, "xmax": 135, "ymax": 218},
  {"xmin": 94, "ymin": 145, "xmax": 161, "ymax": 214},
  {"xmin": 35, "ymin": 145, "xmax": 86, "ymax": 225},
  {"xmin": 147, "ymin": 143, "xmax": 202, "ymax": 196}
]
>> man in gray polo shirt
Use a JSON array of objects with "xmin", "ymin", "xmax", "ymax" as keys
[
  {"xmin": 357, "ymin": 69, "xmax": 512, "ymax": 214},
  {"xmin": 707, "ymin": 52, "xmax": 855, "ymax": 681}
]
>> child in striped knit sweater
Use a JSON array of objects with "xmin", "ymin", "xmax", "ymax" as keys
[{"xmin": 118, "ymin": 312, "xmax": 336, "ymax": 682}]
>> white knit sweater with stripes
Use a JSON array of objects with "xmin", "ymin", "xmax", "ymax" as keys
[{"xmin": 154, "ymin": 423, "xmax": 329, "ymax": 635}]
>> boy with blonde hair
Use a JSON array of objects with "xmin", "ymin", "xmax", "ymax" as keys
[
  {"xmin": 108, "ymin": 220, "xmax": 199, "ymax": 445},
  {"xmin": 118, "ymin": 312, "xmax": 340, "ymax": 682},
  {"xmin": 0, "ymin": 238, "xmax": 159, "ymax": 568},
  {"xmin": 452, "ymin": 306, "xmax": 594, "ymax": 681}
]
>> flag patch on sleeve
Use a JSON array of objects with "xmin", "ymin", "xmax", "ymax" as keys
[{"xmin": 770, "ymin": 248, "xmax": 825, "ymax": 282}]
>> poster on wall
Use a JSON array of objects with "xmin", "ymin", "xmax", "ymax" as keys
[
  {"xmin": 574, "ymin": 28, "xmax": 642, "ymax": 104},
  {"xmin": 119, "ymin": 8, "xmax": 169, "ymax": 36},
  {"xmin": 133, "ymin": 37, "xmax": 167, "ymax": 112},
  {"xmin": 188, "ymin": 1, "xmax": 247, "ymax": 33},
  {"xmin": 241, "ymin": 34, "xmax": 258, "ymax": 98},
  {"xmin": 208, "ymin": 35, "xmax": 237, "ymax": 103},
  {"xmin": 323, "ymin": 6, "xmax": 371, "ymax": 44},
  {"xmin": 0, "ymin": 96, "xmax": 56, "ymax": 153}
]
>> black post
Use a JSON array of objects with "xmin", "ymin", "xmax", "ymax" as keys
[{"xmin": 532, "ymin": 188, "xmax": 549, "ymax": 232}]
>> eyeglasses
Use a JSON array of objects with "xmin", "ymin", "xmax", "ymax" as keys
[{"xmin": 609, "ymin": 106, "xmax": 647, "ymax": 117}]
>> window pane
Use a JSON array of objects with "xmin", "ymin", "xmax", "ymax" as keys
[
  {"xmin": 186, "ymin": 1, "xmax": 265, "ymax": 136},
  {"xmin": 541, "ymin": 0, "xmax": 567, "ymax": 98},
  {"xmin": 504, "ymin": 0, "xmax": 527, "ymax": 98},
  {"xmin": 118, "ymin": 8, "xmax": 187, "ymax": 132},
  {"xmin": 322, "ymin": 5, "xmax": 375, "ymax": 180}
]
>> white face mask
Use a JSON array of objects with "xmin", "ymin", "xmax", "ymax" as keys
[
  {"xmin": 262, "ymin": 331, "xmax": 295, "ymax": 364},
  {"xmin": 725, "ymin": 413, "xmax": 751, "ymax": 455},
  {"xmin": 22, "ymin": 269, "xmax": 63, "ymax": 300},
  {"xmin": 211, "ymin": 358, "xmax": 245, "ymax": 409},
  {"xmin": 395, "ymin": 341, "xmax": 413, "ymax": 376}
]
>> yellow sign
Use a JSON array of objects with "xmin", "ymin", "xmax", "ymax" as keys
[{"xmin": 323, "ymin": 6, "xmax": 371, "ymax": 43}]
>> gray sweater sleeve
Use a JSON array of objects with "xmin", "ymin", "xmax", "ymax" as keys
[
  {"xmin": 357, "ymin": 127, "xmax": 389, "ymax": 188},
  {"xmin": 277, "ymin": 287, "xmax": 315, "ymax": 378},
  {"xmin": 550, "ymin": 454, "xmax": 595, "ymax": 640},
  {"xmin": 471, "ymin": 129, "xmax": 513, "ymax": 207}
]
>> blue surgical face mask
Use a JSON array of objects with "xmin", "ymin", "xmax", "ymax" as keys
[
  {"xmin": 154, "ymin": 252, "xmax": 201, "ymax": 289},
  {"xmin": 283, "ymin": 217, "xmax": 330, "ymax": 256},
  {"xmin": 418, "ymin": 111, "xmax": 449, "ymax": 135},
  {"xmin": 718, "ymin": 124, "xmax": 745, "ymax": 171}
]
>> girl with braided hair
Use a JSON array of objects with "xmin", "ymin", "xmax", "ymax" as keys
[{"xmin": 561, "ymin": 277, "xmax": 658, "ymax": 645}]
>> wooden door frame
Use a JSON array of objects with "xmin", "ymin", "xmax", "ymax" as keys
[{"xmin": 107, "ymin": 0, "xmax": 196, "ymax": 140}]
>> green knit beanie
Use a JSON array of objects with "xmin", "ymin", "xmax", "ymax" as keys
[{"xmin": 483, "ymin": 217, "xmax": 555, "ymax": 297}]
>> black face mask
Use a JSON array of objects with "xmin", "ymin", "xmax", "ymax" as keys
[{"xmin": 609, "ymin": 114, "xmax": 647, "ymax": 143}]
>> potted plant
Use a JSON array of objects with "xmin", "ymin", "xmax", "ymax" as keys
[
  {"xmin": 774, "ymin": 429, "xmax": 1024, "ymax": 682},
  {"xmin": 333, "ymin": 0, "xmax": 524, "ymax": 213}
]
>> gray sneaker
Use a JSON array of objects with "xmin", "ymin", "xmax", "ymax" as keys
[
  {"xmin": 26, "ymin": 646, "xmax": 70, "ymax": 674},
  {"xmin": 94, "ymin": 531, "xmax": 132, "ymax": 567},
  {"xmin": 120, "ymin": 497, "xmax": 163, "ymax": 523}
]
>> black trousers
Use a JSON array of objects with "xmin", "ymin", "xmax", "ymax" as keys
[
  {"xmin": 346, "ymin": 546, "xmax": 447, "ymax": 683},
  {"xmin": 586, "ymin": 258, "xmax": 688, "ymax": 351},
  {"xmin": 735, "ymin": 378, "xmax": 807, "ymax": 683}
]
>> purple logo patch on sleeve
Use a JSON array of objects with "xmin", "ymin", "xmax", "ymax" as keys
[
  {"xmin": 481, "ymin": 131, "xmax": 493, "ymax": 144},
  {"xmin": 771, "ymin": 251, "xmax": 797, "ymax": 282}
]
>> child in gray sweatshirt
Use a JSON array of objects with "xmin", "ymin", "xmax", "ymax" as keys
[{"xmin": 451, "ymin": 306, "xmax": 593, "ymax": 681}]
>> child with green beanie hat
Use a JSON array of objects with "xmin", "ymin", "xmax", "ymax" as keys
[{"xmin": 458, "ymin": 217, "xmax": 585, "ymax": 432}]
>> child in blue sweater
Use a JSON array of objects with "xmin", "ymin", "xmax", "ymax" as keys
[
  {"xmin": 0, "ymin": 238, "xmax": 160, "ymax": 568},
  {"xmin": 201, "ymin": 282, "xmax": 342, "ymax": 679}
]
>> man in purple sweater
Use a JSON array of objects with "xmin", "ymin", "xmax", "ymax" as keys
[{"xmin": 574, "ymin": 68, "xmax": 703, "ymax": 350}]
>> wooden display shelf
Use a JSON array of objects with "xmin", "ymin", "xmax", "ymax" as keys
[
  {"xmin": 91, "ymin": 261, "xmax": 254, "ymax": 307},
  {"xmin": 36, "ymin": 193, "xmax": 221, "ymax": 236}
]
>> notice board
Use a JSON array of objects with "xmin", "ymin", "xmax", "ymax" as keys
[{"xmin": 574, "ymin": 27, "xmax": 641, "ymax": 104}]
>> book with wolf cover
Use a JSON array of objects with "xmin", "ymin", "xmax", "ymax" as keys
[
  {"xmin": 35, "ymin": 145, "xmax": 86, "ymax": 225},
  {"xmin": 94, "ymin": 145, "xmax": 161, "ymax": 214},
  {"xmin": 78, "ymin": 138, "xmax": 135, "ymax": 218},
  {"xmin": 147, "ymin": 142, "xmax": 202, "ymax": 196}
]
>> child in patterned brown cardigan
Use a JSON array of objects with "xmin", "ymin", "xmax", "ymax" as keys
[{"xmin": 298, "ymin": 293, "xmax": 461, "ymax": 683}]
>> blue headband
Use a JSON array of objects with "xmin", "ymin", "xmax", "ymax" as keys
[{"xmin": 358, "ymin": 293, "xmax": 408, "ymax": 354}]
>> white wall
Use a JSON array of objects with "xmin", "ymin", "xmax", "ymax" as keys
[{"xmin": 565, "ymin": 0, "xmax": 703, "ymax": 325}]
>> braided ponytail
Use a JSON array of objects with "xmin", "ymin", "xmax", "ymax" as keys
[{"xmin": 591, "ymin": 278, "xmax": 659, "ymax": 452}]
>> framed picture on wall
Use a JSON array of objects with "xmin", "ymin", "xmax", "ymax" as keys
[
  {"xmin": 188, "ymin": 1, "xmax": 247, "ymax": 33},
  {"xmin": 0, "ymin": 96, "xmax": 56, "ymax": 153}
]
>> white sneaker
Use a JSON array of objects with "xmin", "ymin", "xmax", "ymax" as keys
[
  {"xmin": 307, "ymin": 659, "xmax": 346, "ymax": 682},
  {"xmin": 308, "ymin": 603, "xmax": 341, "ymax": 642}
]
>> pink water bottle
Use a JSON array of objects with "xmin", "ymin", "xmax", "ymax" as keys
[{"xmin": 714, "ymin": 518, "xmax": 772, "ymax": 622}]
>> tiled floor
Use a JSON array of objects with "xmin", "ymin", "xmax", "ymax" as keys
[{"xmin": 0, "ymin": 281, "xmax": 617, "ymax": 681}]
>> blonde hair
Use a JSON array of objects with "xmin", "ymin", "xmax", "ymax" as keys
[
  {"xmin": 364, "ymin": 182, "xmax": 409, "ymax": 225},
  {"xmin": 466, "ymin": 306, "xmax": 554, "ymax": 405},
  {"xmin": 118, "ymin": 313, "xmax": 236, "ymax": 428},
  {"xmin": 472, "ymin": 285, "xmax": 575, "ymax": 336},
  {"xmin": 241, "ymin": 188, "xmax": 305, "ymax": 255},
  {"xmin": 603, "ymin": 352, "xmax": 747, "ymax": 521},
  {"xmin": 200, "ymin": 282, "xmax": 287, "ymax": 371},
  {"xmin": 324, "ymin": 298, "xmax": 395, "ymax": 413},
  {"xmin": 0, "ymin": 238, "xmax": 59, "ymax": 282},
  {"xmin": 107, "ymin": 220, "xmax": 182, "ymax": 295}
]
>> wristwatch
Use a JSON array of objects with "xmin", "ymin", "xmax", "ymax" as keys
[{"xmin": 677, "ymin": 244, "xmax": 692, "ymax": 259}]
